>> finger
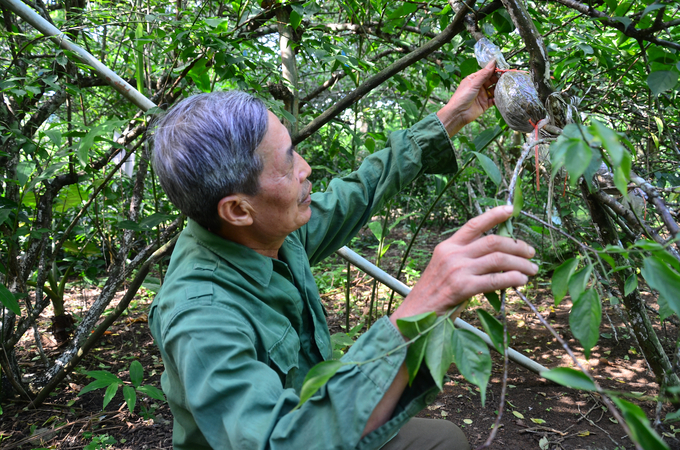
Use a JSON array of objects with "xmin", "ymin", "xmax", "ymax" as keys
[
  {"xmin": 466, "ymin": 60, "xmax": 497, "ymax": 89},
  {"xmin": 466, "ymin": 234, "xmax": 535, "ymax": 259},
  {"xmin": 471, "ymin": 271, "xmax": 531, "ymax": 293},
  {"xmin": 468, "ymin": 252, "xmax": 539, "ymax": 277},
  {"xmin": 449, "ymin": 205, "xmax": 514, "ymax": 244}
]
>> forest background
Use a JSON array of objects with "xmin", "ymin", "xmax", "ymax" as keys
[{"xmin": 0, "ymin": 0, "xmax": 679, "ymax": 448}]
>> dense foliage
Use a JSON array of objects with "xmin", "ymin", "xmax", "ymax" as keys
[{"xmin": 1, "ymin": 0, "xmax": 678, "ymax": 447}]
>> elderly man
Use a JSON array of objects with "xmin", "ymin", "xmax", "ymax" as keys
[{"xmin": 149, "ymin": 61, "xmax": 537, "ymax": 450}]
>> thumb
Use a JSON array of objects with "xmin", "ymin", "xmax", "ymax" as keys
[{"xmin": 466, "ymin": 60, "xmax": 496, "ymax": 89}]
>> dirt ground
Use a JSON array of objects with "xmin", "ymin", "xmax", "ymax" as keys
[{"xmin": 1, "ymin": 254, "xmax": 678, "ymax": 449}]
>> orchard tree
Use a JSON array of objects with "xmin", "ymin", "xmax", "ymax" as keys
[{"xmin": 0, "ymin": 0, "xmax": 678, "ymax": 447}]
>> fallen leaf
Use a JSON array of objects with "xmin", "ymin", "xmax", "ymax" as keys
[
  {"xmin": 578, "ymin": 430, "xmax": 591, "ymax": 437},
  {"xmin": 513, "ymin": 411, "xmax": 525, "ymax": 419},
  {"xmin": 530, "ymin": 418, "xmax": 546, "ymax": 424},
  {"xmin": 463, "ymin": 419, "xmax": 473, "ymax": 424}
]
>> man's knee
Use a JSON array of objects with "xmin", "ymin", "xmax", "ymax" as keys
[
  {"xmin": 383, "ymin": 418, "xmax": 470, "ymax": 450},
  {"xmin": 426, "ymin": 419, "xmax": 470, "ymax": 450}
]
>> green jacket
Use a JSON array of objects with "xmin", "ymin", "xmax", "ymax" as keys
[{"xmin": 149, "ymin": 113, "xmax": 458, "ymax": 450}]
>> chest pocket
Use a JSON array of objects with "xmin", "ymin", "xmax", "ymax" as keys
[{"xmin": 268, "ymin": 325, "xmax": 300, "ymax": 384}]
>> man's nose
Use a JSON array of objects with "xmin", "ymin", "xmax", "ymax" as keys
[{"xmin": 296, "ymin": 152, "xmax": 312, "ymax": 181}]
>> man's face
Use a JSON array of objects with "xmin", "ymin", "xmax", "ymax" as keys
[{"xmin": 246, "ymin": 111, "xmax": 313, "ymax": 243}]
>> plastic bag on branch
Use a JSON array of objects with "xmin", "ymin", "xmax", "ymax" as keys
[{"xmin": 474, "ymin": 38, "xmax": 547, "ymax": 133}]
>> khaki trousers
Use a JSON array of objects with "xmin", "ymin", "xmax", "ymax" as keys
[{"xmin": 381, "ymin": 418, "xmax": 470, "ymax": 450}]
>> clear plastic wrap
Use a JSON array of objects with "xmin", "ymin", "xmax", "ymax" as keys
[
  {"xmin": 474, "ymin": 37, "xmax": 509, "ymax": 70},
  {"xmin": 494, "ymin": 71, "xmax": 547, "ymax": 133},
  {"xmin": 473, "ymin": 38, "xmax": 546, "ymax": 133}
]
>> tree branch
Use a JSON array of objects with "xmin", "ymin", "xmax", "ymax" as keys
[
  {"xmin": 500, "ymin": 0, "xmax": 554, "ymax": 103},
  {"xmin": 292, "ymin": 0, "xmax": 503, "ymax": 144},
  {"xmin": 550, "ymin": 0, "xmax": 680, "ymax": 51}
]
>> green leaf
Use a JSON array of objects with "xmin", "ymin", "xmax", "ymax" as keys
[
  {"xmin": 44, "ymin": 129, "xmax": 62, "ymax": 148},
  {"xmin": 0, "ymin": 209, "xmax": 11, "ymax": 226},
  {"xmin": 0, "ymin": 284, "xmax": 21, "ymax": 315},
  {"xmin": 569, "ymin": 289, "xmax": 601, "ymax": 359},
  {"xmin": 135, "ymin": 23, "xmax": 144, "ymax": 95},
  {"xmin": 123, "ymin": 385, "xmax": 136, "ymax": 413},
  {"xmin": 77, "ymin": 120, "xmax": 125, "ymax": 167},
  {"xmin": 624, "ymin": 273, "xmax": 638, "ymax": 297},
  {"xmin": 396, "ymin": 312, "xmax": 437, "ymax": 339},
  {"xmin": 398, "ymin": 312, "xmax": 437, "ymax": 384},
  {"xmin": 387, "ymin": 2, "xmax": 417, "ymax": 20},
  {"xmin": 641, "ymin": 256, "xmax": 680, "ymax": 317},
  {"xmin": 512, "ymin": 181, "xmax": 523, "ymax": 217},
  {"xmin": 129, "ymin": 360, "xmax": 143, "ymax": 388},
  {"xmin": 136, "ymin": 385, "xmax": 166, "ymax": 402},
  {"xmin": 541, "ymin": 367, "xmax": 596, "ymax": 391},
  {"xmin": 552, "ymin": 258, "xmax": 578, "ymax": 306},
  {"xmin": 613, "ymin": 161, "xmax": 631, "ymax": 199},
  {"xmin": 295, "ymin": 360, "xmax": 343, "ymax": 409},
  {"xmin": 634, "ymin": 239, "xmax": 665, "ymax": 251},
  {"xmin": 497, "ymin": 219, "xmax": 514, "ymax": 239},
  {"xmin": 568, "ymin": 265, "xmax": 593, "ymax": 305},
  {"xmin": 365, "ymin": 137, "xmax": 375, "ymax": 153},
  {"xmin": 16, "ymin": 161, "xmax": 34, "ymax": 187},
  {"xmin": 84, "ymin": 371, "xmax": 121, "ymax": 383},
  {"xmin": 641, "ymin": 3, "xmax": 665, "ymax": 19},
  {"xmin": 611, "ymin": 397, "xmax": 670, "ymax": 450},
  {"xmin": 471, "ymin": 151, "xmax": 501, "ymax": 186},
  {"xmin": 484, "ymin": 291, "xmax": 501, "ymax": 312},
  {"xmin": 102, "ymin": 382, "xmax": 120, "ymax": 410},
  {"xmin": 79, "ymin": 379, "xmax": 115, "ymax": 396},
  {"xmin": 647, "ymin": 71, "xmax": 678, "ymax": 96},
  {"xmin": 138, "ymin": 213, "xmax": 176, "ymax": 230},
  {"xmin": 589, "ymin": 119, "xmax": 625, "ymax": 166},
  {"xmin": 425, "ymin": 318, "xmax": 455, "ymax": 390},
  {"xmin": 563, "ymin": 139, "xmax": 592, "ymax": 186},
  {"xmin": 290, "ymin": 10, "xmax": 302, "ymax": 30},
  {"xmin": 477, "ymin": 309, "xmax": 505, "ymax": 355},
  {"xmin": 367, "ymin": 221, "xmax": 383, "ymax": 242},
  {"xmin": 330, "ymin": 332, "xmax": 355, "ymax": 349},
  {"xmin": 472, "ymin": 126, "xmax": 503, "ymax": 153},
  {"xmin": 451, "ymin": 329, "xmax": 492, "ymax": 406}
]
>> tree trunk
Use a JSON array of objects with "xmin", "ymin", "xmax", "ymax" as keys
[
  {"xmin": 275, "ymin": 6, "xmax": 300, "ymax": 133},
  {"xmin": 580, "ymin": 181, "xmax": 679, "ymax": 387}
]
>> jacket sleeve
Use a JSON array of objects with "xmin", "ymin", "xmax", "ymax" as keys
[
  {"xmin": 300, "ymin": 113, "xmax": 457, "ymax": 266},
  {"xmin": 159, "ymin": 304, "xmax": 439, "ymax": 450}
]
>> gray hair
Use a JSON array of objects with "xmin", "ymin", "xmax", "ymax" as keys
[{"xmin": 152, "ymin": 91, "xmax": 268, "ymax": 230}]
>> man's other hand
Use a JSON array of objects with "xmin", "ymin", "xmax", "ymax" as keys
[
  {"xmin": 436, "ymin": 59, "xmax": 499, "ymax": 137},
  {"xmin": 390, "ymin": 205, "xmax": 538, "ymax": 326}
]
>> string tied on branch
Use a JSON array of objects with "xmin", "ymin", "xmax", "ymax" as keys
[{"xmin": 474, "ymin": 37, "xmax": 550, "ymax": 190}]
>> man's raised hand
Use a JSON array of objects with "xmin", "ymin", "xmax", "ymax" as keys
[{"xmin": 390, "ymin": 205, "xmax": 538, "ymax": 326}]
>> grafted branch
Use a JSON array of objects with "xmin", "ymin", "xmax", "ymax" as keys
[{"xmin": 500, "ymin": 0, "xmax": 554, "ymax": 103}]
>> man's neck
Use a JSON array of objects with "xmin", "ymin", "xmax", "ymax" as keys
[{"xmin": 215, "ymin": 223, "xmax": 283, "ymax": 259}]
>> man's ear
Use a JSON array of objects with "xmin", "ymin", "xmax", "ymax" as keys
[{"xmin": 217, "ymin": 195, "xmax": 254, "ymax": 227}]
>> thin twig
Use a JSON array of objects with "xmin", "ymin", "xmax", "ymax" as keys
[
  {"xmin": 512, "ymin": 288, "xmax": 640, "ymax": 450},
  {"xmin": 476, "ymin": 293, "xmax": 509, "ymax": 449}
]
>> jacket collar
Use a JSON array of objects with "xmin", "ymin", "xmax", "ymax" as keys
[{"xmin": 185, "ymin": 219, "xmax": 275, "ymax": 287}]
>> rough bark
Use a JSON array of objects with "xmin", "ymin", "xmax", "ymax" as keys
[
  {"xmin": 275, "ymin": 6, "xmax": 300, "ymax": 133},
  {"xmin": 30, "ymin": 232, "xmax": 179, "ymax": 406},
  {"xmin": 499, "ymin": 0, "xmax": 554, "ymax": 104}
]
